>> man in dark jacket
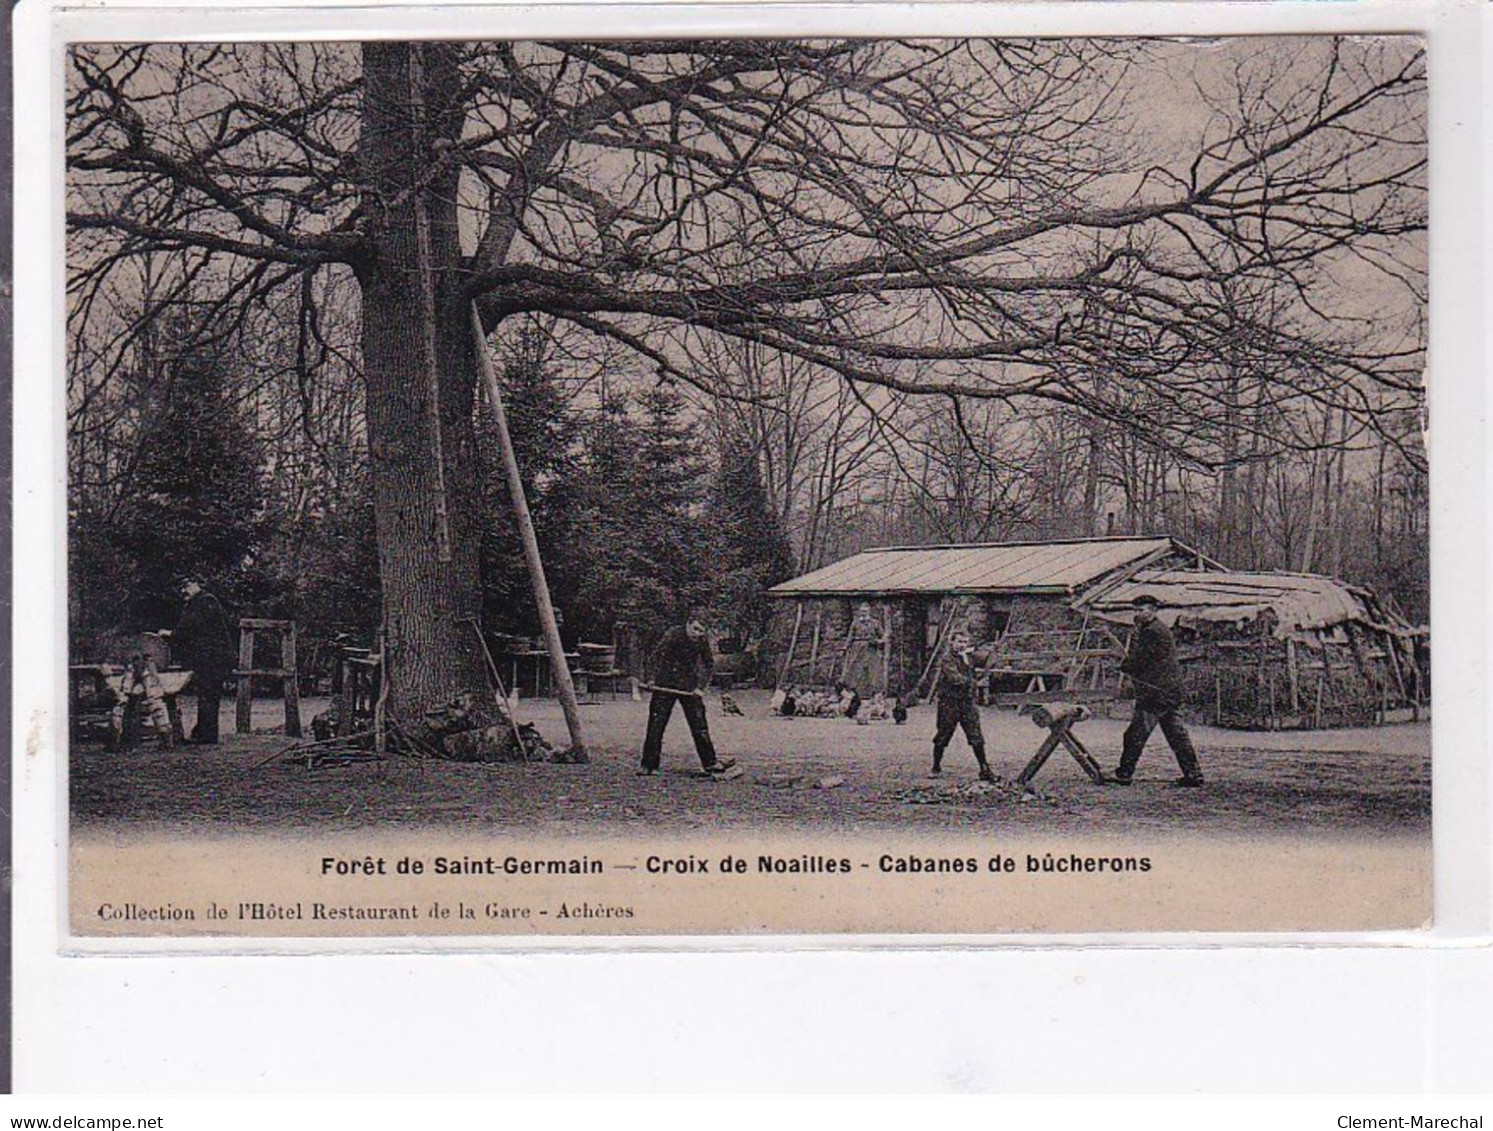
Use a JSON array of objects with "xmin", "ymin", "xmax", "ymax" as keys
[
  {"xmin": 175, "ymin": 578, "xmax": 235, "ymax": 745},
  {"xmin": 638, "ymin": 609, "xmax": 737, "ymax": 777},
  {"xmin": 1113, "ymin": 594, "xmax": 1204, "ymax": 786},
  {"xmin": 931, "ymin": 628, "xmax": 996, "ymax": 782}
]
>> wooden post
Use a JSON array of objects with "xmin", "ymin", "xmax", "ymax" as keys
[
  {"xmin": 1067, "ymin": 609, "xmax": 1092, "ymax": 689},
  {"xmin": 807, "ymin": 608, "xmax": 823, "ymax": 685},
  {"xmin": 165, "ymin": 696, "xmax": 186, "ymax": 744},
  {"xmin": 1411, "ymin": 640, "xmax": 1422, "ymax": 721},
  {"xmin": 282, "ymin": 623, "xmax": 302, "ymax": 738},
  {"xmin": 1383, "ymin": 632, "xmax": 1408, "ymax": 703},
  {"xmin": 915, "ymin": 603, "xmax": 959, "ymax": 701},
  {"xmin": 776, "ymin": 603, "xmax": 805, "ymax": 690},
  {"xmin": 837, "ymin": 604, "xmax": 855, "ymax": 684},
  {"xmin": 235, "ymin": 626, "xmax": 254, "ymax": 734},
  {"xmin": 471, "ymin": 305, "xmax": 587, "ymax": 754},
  {"xmin": 465, "ymin": 617, "xmax": 526, "ymax": 753},
  {"xmin": 1256, "ymin": 630, "xmax": 1268, "ymax": 728},
  {"xmin": 1286, "ymin": 638, "xmax": 1301, "ymax": 714},
  {"xmin": 881, "ymin": 603, "xmax": 893, "ymax": 695}
]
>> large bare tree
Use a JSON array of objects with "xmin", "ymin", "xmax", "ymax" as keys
[{"xmin": 67, "ymin": 36, "xmax": 1426, "ymax": 717}]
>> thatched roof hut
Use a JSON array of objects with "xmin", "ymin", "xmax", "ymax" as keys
[{"xmin": 768, "ymin": 537, "xmax": 1423, "ymax": 729}]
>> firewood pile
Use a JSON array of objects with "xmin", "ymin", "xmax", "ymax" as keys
[
  {"xmin": 276, "ymin": 741, "xmax": 381, "ymax": 769},
  {"xmin": 758, "ymin": 773, "xmax": 849, "ymax": 790},
  {"xmin": 857, "ymin": 693, "xmax": 902, "ymax": 723},
  {"xmin": 294, "ymin": 690, "xmax": 587, "ymax": 768},
  {"xmin": 886, "ymin": 777, "xmax": 1059, "ymax": 806},
  {"xmin": 424, "ymin": 693, "xmax": 587, "ymax": 764},
  {"xmin": 774, "ymin": 687, "xmax": 846, "ymax": 717},
  {"xmin": 774, "ymin": 687, "xmax": 904, "ymax": 721},
  {"xmin": 310, "ymin": 702, "xmax": 351, "ymax": 742}
]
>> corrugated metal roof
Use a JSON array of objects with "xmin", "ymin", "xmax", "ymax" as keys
[
  {"xmin": 769, "ymin": 537, "xmax": 1177, "ymax": 597},
  {"xmin": 1091, "ymin": 570, "xmax": 1380, "ymax": 636}
]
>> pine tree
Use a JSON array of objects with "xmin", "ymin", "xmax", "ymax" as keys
[
  {"xmin": 562, "ymin": 385, "xmax": 714, "ymax": 645},
  {"xmin": 476, "ymin": 337, "xmax": 580, "ymax": 638},
  {"xmin": 630, "ymin": 386, "xmax": 711, "ymax": 626},
  {"xmin": 111, "ymin": 334, "xmax": 265, "ymax": 630},
  {"xmin": 564, "ymin": 391, "xmax": 642, "ymax": 643},
  {"xmin": 708, "ymin": 438, "xmax": 796, "ymax": 645},
  {"xmin": 280, "ymin": 474, "xmax": 382, "ymax": 642}
]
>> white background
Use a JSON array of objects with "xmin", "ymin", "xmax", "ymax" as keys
[{"xmin": 10, "ymin": 0, "xmax": 1492, "ymax": 1093}]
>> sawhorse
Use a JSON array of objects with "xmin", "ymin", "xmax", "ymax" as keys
[
  {"xmin": 235, "ymin": 617, "xmax": 303, "ymax": 738},
  {"xmin": 1016, "ymin": 703, "xmax": 1106, "ymax": 786}
]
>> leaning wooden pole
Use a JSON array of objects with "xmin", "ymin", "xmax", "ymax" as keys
[{"xmin": 470, "ymin": 304, "xmax": 588, "ymax": 755}]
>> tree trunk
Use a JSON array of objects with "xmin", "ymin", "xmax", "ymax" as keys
[
  {"xmin": 1329, "ymin": 408, "xmax": 1348, "ymax": 577},
  {"xmin": 1318, "ymin": 418, "xmax": 1337, "ymax": 575},
  {"xmin": 1374, "ymin": 426, "xmax": 1386, "ymax": 569},
  {"xmin": 1298, "ymin": 449, "xmax": 1321, "ymax": 574},
  {"xmin": 1218, "ymin": 348, "xmax": 1240, "ymax": 567},
  {"xmin": 1240, "ymin": 381, "xmax": 1263, "ymax": 569},
  {"xmin": 359, "ymin": 42, "xmax": 489, "ymax": 721},
  {"xmin": 1083, "ymin": 414, "xmax": 1102, "ymax": 537}
]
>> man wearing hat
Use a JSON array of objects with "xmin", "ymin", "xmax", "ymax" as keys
[
  {"xmin": 1112, "ymin": 593, "xmax": 1205, "ymax": 786},
  {"xmin": 637, "ymin": 608, "xmax": 737, "ymax": 777},
  {"xmin": 174, "ymin": 577, "xmax": 235, "ymax": 745}
]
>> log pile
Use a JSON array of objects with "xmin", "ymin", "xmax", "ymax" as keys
[
  {"xmin": 885, "ymin": 777, "xmax": 1059, "ymax": 806},
  {"xmin": 774, "ymin": 686, "xmax": 905, "ymax": 720},
  {"xmin": 309, "ymin": 687, "xmax": 586, "ymax": 766},
  {"xmin": 423, "ymin": 692, "xmax": 585, "ymax": 763}
]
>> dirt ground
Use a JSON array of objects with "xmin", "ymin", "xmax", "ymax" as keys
[{"xmin": 70, "ymin": 690, "xmax": 1431, "ymax": 839}]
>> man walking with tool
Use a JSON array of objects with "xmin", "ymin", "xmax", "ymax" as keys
[
  {"xmin": 1111, "ymin": 593, "xmax": 1205, "ymax": 787},
  {"xmin": 638, "ymin": 609, "xmax": 737, "ymax": 778}
]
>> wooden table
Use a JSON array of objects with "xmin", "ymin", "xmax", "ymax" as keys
[{"xmin": 503, "ymin": 650, "xmax": 581, "ymax": 698}]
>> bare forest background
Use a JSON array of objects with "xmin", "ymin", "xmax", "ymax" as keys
[{"xmin": 65, "ymin": 38, "xmax": 1428, "ymax": 714}]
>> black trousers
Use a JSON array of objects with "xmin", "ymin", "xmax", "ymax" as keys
[
  {"xmin": 933, "ymin": 695, "xmax": 986, "ymax": 762},
  {"xmin": 1118, "ymin": 701, "xmax": 1202, "ymax": 780},
  {"xmin": 641, "ymin": 691, "xmax": 718, "ymax": 771},
  {"xmin": 191, "ymin": 669, "xmax": 226, "ymax": 744}
]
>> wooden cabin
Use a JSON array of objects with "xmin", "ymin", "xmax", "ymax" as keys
[{"xmin": 766, "ymin": 537, "xmax": 1423, "ymax": 730}]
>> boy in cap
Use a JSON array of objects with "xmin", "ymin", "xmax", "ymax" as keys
[
  {"xmin": 1112, "ymin": 594, "xmax": 1205, "ymax": 786},
  {"xmin": 931, "ymin": 627, "xmax": 996, "ymax": 781}
]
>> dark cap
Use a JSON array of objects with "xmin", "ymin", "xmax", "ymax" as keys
[{"xmin": 1132, "ymin": 593, "xmax": 1162, "ymax": 608}]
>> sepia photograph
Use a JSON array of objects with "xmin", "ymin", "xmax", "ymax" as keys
[{"xmin": 61, "ymin": 33, "xmax": 1430, "ymax": 937}]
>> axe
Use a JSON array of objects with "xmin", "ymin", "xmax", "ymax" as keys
[{"xmin": 641, "ymin": 684, "xmax": 707, "ymax": 700}]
